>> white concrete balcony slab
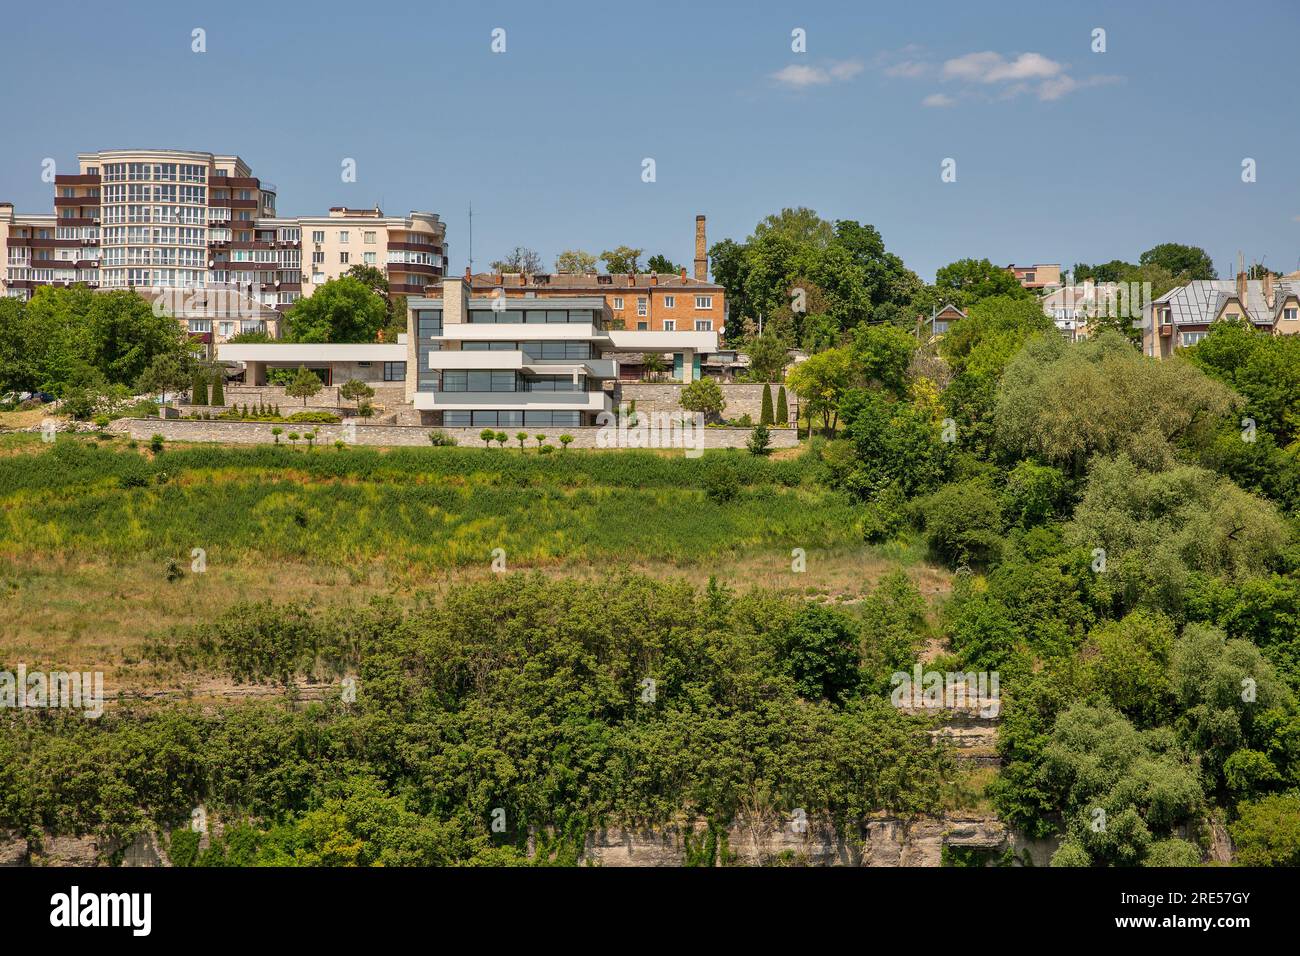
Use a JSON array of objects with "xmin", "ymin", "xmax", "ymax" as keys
[{"xmin": 606, "ymin": 330, "xmax": 718, "ymax": 351}]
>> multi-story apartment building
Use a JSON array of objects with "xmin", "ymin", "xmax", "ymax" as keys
[
  {"xmin": 296, "ymin": 206, "xmax": 446, "ymax": 298},
  {"xmin": 1, "ymin": 149, "xmax": 448, "ymax": 347},
  {"xmin": 1144, "ymin": 272, "xmax": 1300, "ymax": 359},
  {"xmin": 1006, "ymin": 262, "xmax": 1062, "ymax": 290}
]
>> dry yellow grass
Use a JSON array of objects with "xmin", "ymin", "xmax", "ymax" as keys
[{"xmin": 0, "ymin": 547, "xmax": 951, "ymax": 695}]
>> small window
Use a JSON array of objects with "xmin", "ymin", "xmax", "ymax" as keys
[
  {"xmin": 695, "ymin": 295, "xmax": 713, "ymax": 309},
  {"xmin": 339, "ymin": 231, "xmax": 349, "ymax": 244},
  {"xmin": 694, "ymin": 320, "xmax": 712, "ymax": 331},
  {"xmin": 312, "ymin": 230, "xmax": 325, "ymax": 243},
  {"xmin": 612, "ymin": 296, "xmax": 624, "ymax": 310},
  {"xmin": 340, "ymin": 252, "xmax": 349, "ymax": 264},
  {"xmin": 636, "ymin": 321, "xmax": 649, "ymax": 331},
  {"xmin": 637, "ymin": 297, "xmax": 647, "ymax": 316},
  {"xmin": 384, "ymin": 362, "xmax": 406, "ymax": 381},
  {"xmin": 664, "ymin": 295, "xmax": 675, "ymax": 308},
  {"xmin": 364, "ymin": 231, "xmax": 376, "ymax": 244},
  {"xmin": 662, "ymin": 320, "xmax": 675, "ymax": 331},
  {"xmin": 1285, "ymin": 308, "xmax": 1297, "ymax": 321}
]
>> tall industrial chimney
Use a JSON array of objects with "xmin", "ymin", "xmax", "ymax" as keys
[{"xmin": 694, "ymin": 215, "xmax": 707, "ymax": 281}]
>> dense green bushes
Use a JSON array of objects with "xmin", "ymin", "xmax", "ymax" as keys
[{"xmin": 0, "ymin": 574, "xmax": 949, "ymax": 862}]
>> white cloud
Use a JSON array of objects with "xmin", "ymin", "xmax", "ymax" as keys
[
  {"xmin": 771, "ymin": 59, "xmax": 864, "ymax": 89},
  {"xmin": 943, "ymin": 51, "xmax": 1063, "ymax": 84},
  {"xmin": 922, "ymin": 93, "xmax": 956, "ymax": 108}
]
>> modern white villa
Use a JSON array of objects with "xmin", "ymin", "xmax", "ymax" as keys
[{"xmin": 216, "ymin": 276, "xmax": 721, "ymax": 427}]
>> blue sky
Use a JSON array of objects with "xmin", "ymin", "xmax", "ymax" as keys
[{"xmin": 4, "ymin": 0, "xmax": 1299, "ymax": 281}]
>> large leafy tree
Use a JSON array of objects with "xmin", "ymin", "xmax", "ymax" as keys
[
  {"xmin": 0, "ymin": 286, "xmax": 194, "ymax": 396},
  {"xmin": 707, "ymin": 208, "xmax": 919, "ymax": 349},
  {"xmin": 554, "ymin": 249, "xmax": 596, "ymax": 274},
  {"xmin": 786, "ymin": 347, "xmax": 853, "ymax": 434},
  {"xmin": 283, "ymin": 277, "xmax": 388, "ymax": 343},
  {"xmin": 1139, "ymin": 242, "xmax": 1216, "ymax": 281},
  {"xmin": 599, "ymin": 246, "xmax": 644, "ymax": 274},
  {"xmin": 933, "ymin": 258, "xmax": 1030, "ymax": 306}
]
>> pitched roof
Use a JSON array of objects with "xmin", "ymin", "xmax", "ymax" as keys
[{"xmin": 1153, "ymin": 279, "xmax": 1300, "ymax": 326}]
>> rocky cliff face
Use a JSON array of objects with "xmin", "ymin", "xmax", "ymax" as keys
[{"xmin": 579, "ymin": 814, "xmax": 1057, "ymax": 867}]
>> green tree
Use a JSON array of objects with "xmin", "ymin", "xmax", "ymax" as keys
[
  {"xmin": 746, "ymin": 334, "xmax": 788, "ymax": 382},
  {"xmin": 776, "ymin": 386, "xmax": 788, "ymax": 425},
  {"xmin": 339, "ymin": 378, "xmax": 375, "ymax": 413},
  {"xmin": 781, "ymin": 604, "xmax": 861, "ymax": 704},
  {"xmin": 850, "ymin": 323, "xmax": 916, "ymax": 397},
  {"xmin": 678, "ymin": 377, "xmax": 726, "ymax": 422},
  {"xmin": 516, "ymin": 431, "xmax": 528, "ymax": 451},
  {"xmin": 135, "ymin": 352, "xmax": 193, "ymax": 410},
  {"xmin": 1230, "ymin": 794, "xmax": 1300, "ymax": 865},
  {"xmin": 554, "ymin": 249, "xmax": 597, "ymax": 274},
  {"xmin": 283, "ymin": 277, "xmax": 388, "ymax": 344},
  {"xmin": 599, "ymin": 246, "xmax": 644, "ymax": 274},
  {"xmin": 646, "ymin": 254, "xmax": 681, "ymax": 274},
  {"xmin": 786, "ymin": 347, "xmax": 852, "ymax": 434},
  {"xmin": 1139, "ymin": 242, "xmax": 1216, "ymax": 281},
  {"xmin": 191, "ymin": 369, "xmax": 209, "ymax": 406},
  {"xmin": 210, "ymin": 371, "xmax": 225, "ymax": 407},
  {"xmin": 760, "ymin": 384, "xmax": 774, "ymax": 425},
  {"xmin": 285, "ymin": 366, "xmax": 324, "ymax": 406},
  {"xmin": 480, "ymin": 428, "xmax": 495, "ymax": 448},
  {"xmin": 934, "ymin": 258, "xmax": 1030, "ymax": 306}
]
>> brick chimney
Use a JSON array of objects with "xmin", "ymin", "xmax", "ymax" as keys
[
  {"xmin": 680, "ymin": 267, "xmax": 687, "ymax": 282},
  {"xmin": 627, "ymin": 273, "xmax": 635, "ymax": 287},
  {"xmin": 464, "ymin": 266, "xmax": 472, "ymax": 280},
  {"xmin": 1263, "ymin": 270, "xmax": 1275, "ymax": 308},
  {"xmin": 1237, "ymin": 270, "xmax": 1248, "ymax": 308},
  {"xmin": 694, "ymin": 214, "xmax": 708, "ymax": 281},
  {"xmin": 650, "ymin": 273, "xmax": 658, "ymax": 285}
]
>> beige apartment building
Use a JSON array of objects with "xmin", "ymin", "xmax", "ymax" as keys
[
  {"xmin": 1, "ymin": 148, "xmax": 447, "ymax": 348},
  {"xmin": 296, "ymin": 206, "xmax": 446, "ymax": 298}
]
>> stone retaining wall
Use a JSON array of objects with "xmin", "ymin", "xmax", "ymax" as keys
[
  {"xmin": 619, "ymin": 382, "xmax": 797, "ymax": 425},
  {"xmin": 109, "ymin": 418, "xmax": 800, "ymax": 451}
]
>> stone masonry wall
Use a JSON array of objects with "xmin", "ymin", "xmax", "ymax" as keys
[
  {"xmin": 109, "ymin": 418, "xmax": 800, "ymax": 450},
  {"xmin": 619, "ymin": 382, "xmax": 798, "ymax": 425}
]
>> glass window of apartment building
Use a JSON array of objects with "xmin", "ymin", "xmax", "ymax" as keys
[
  {"xmin": 364, "ymin": 231, "xmax": 376, "ymax": 244},
  {"xmin": 695, "ymin": 320, "xmax": 712, "ymax": 331},
  {"xmin": 663, "ymin": 320, "xmax": 675, "ymax": 331},
  {"xmin": 612, "ymin": 297, "xmax": 623, "ymax": 310},
  {"xmin": 695, "ymin": 295, "xmax": 713, "ymax": 309},
  {"xmin": 664, "ymin": 295, "xmax": 675, "ymax": 308},
  {"xmin": 339, "ymin": 231, "xmax": 349, "ymax": 243},
  {"xmin": 384, "ymin": 362, "xmax": 406, "ymax": 381},
  {"xmin": 637, "ymin": 297, "xmax": 647, "ymax": 316}
]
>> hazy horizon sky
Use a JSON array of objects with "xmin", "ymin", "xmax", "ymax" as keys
[{"xmin": 3, "ymin": 0, "xmax": 1298, "ymax": 281}]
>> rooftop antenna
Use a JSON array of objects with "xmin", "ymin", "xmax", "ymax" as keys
[{"xmin": 468, "ymin": 201, "xmax": 473, "ymax": 272}]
